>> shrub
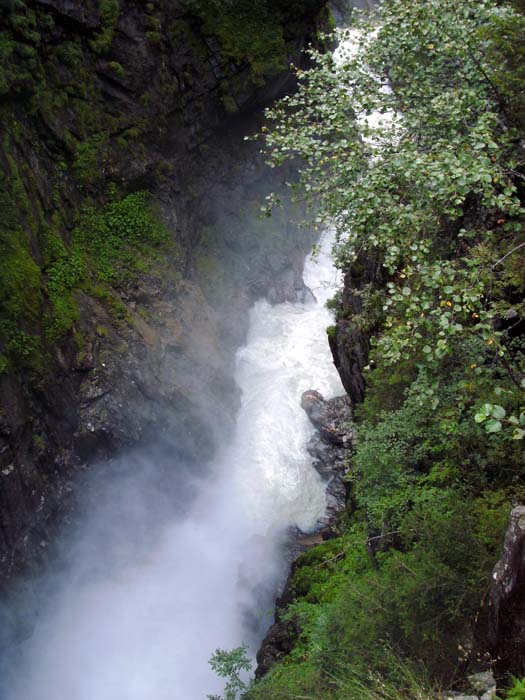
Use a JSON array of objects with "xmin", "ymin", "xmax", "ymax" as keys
[{"xmin": 73, "ymin": 188, "xmax": 170, "ymax": 283}]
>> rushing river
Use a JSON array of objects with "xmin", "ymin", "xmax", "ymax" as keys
[{"xmin": 5, "ymin": 229, "xmax": 342, "ymax": 700}]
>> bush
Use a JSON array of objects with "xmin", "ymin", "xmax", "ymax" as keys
[
  {"xmin": 73, "ymin": 188, "xmax": 170, "ymax": 283},
  {"xmin": 506, "ymin": 678, "xmax": 525, "ymax": 700}
]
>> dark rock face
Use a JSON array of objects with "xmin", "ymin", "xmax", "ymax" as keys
[
  {"xmin": 489, "ymin": 506, "xmax": 525, "ymax": 683},
  {"xmin": 301, "ymin": 390, "xmax": 353, "ymax": 446},
  {"xmin": 0, "ymin": 0, "xmax": 329, "ymax": 585},
  {"xmin": 328, "ymin": 256, "xmax": 384, "ymax": 404},
  {"xmin": 302, "ymin": 391, "xmax": 353, "ymax": 538},
  {"xmin": 35, "ymin": 0, "xmax": 101, "ymax": 27},
  {"xmin": 255, "ymin": 615, "xmax": 301, "ymax": 678}
]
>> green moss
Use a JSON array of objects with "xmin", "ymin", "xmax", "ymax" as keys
[
  {"xmin": 55, "ymin": 39, "xmax": 83, "ymax": 69},
  {"xmin": 108, "ymin": 60, "xmax": 125, "ymax": 77},
  {"xmin": 44, "ymin": 251, "xmax": 86, "ymax": 342},
  {"xmin": 88, "ymin": 284, "xmax": 131, "ymax": 325},
  {"xmin": 72, "ymin": 133, "xmax": 109, "ymax": 187},
  {"xmin": 0, "ymin": 1, "xmax": 44, "ymax": 96},
  {"xmin": 89, "ymin": 0, "xmax": 120, "ymax": 55},
  {"xmin": 0, "ymin": 229, "xmax": 42, "ymax": 325},
  {"xmin": 183, "ymin": 0, "xmax": 289, "ymax": 82},
  {"xmin": 146, "ymin": 31, "xmax": 162, "ymax": 44},
  {"xmin": 95, "ymin": 323, "xmax": 108, "ymax": 338},
  {"xmin": 32, "ymin": 433, "xmax": 46, "ymax": 454},
  {"xmin": 73, "ymin": 187, "xmax": 171, "ymax": 283},
  {"xmin": 3, "ymin": 329, "xmax": 43, "ymax": 371},
  {"xmin": 0, "ymin": 161, "xmax": 43, "ymax": 371},
  {"xmin": 39, "ymin": 224, "xmax": 67, "ymax": 267}
]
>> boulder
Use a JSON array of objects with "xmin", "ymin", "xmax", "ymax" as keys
[
  {"xmin": 468, "ymin": 672, "xmax": 496, "ymax": 696},
  {"xmin": 301, "ymin": 390, "xmax": 354, "ymax": 446},
  {"xmin": 489, "ymin": 506, "xmax": 525, "ymax": 682}
]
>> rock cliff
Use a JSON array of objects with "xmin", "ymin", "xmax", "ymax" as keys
[{"xmin": 0, "ymin": 0, "xmax": 329, "ymax": 586}]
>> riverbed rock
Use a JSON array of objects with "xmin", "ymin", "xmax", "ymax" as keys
[
  {"xmin": 267, "ymin": 266, "xmax": 316, "ymax": 305},
  {"xmin": 468, "ymin": 671, "xmax": 496, "ymax": 696},
  {"xmin": 489, "ymin": 505, "xmax": 525, "ymax": 683},
  {"xmin": 301, "ymin": 391, "xmax": 354, "ymax": 536},
  {"xmin": 255, "ymin": 616, "xmax": 301, "ymax": 678},
  {"xmin": 301, "ymin": 390, "xmax": 354, "ymax": 446}
]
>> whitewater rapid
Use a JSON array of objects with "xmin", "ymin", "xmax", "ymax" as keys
[{"xmin": 5, "ymin": 229, "xmax": 342, "ymax": 700}]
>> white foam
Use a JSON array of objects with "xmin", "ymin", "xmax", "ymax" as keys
[{"xmin": 6, "ymin": 230, "xmax": 342, "ymax": 700}]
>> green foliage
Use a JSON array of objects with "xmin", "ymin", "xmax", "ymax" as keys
[
  {"xmin": 182, "ymin": 0, "xmax": 290, "ymax": 81},
  {"xmin": 475, "ymin": 403, "xmax": 525, "ymax": 439},
  {"xmin": 0, "ymin": 229, "xmax": 42, "ymax": 326},
  {"xmin": 249, "ymin": 627, "xmax": 440, "ymax": 700},
  {"xmin": 108, "ymin": 60, "xmax": 124, "ymax": 77},
  {"xmin": 249, "ymin": 333, "xmax": 519, "ymax": 696},
  {"xmin": 208, "ymin": 645, "xmax": 252, "ymax": 700},
  {"xmin": 0, "ymin": 1, "xmax": 44, "ymax": 95},
  {"xmin": 3, "ymin": 328, "xmax": 42, "ymax": 369},
  {"xmin": 482, "ymin": 5, "xmax": 525, "ymax": 129},
  {"xmin": 1, "ymin": 148, "xmax": 173, "ymax": 354},
  {"xmin": 73, "ymin": 133, "xmax": 109, "ymax": 187},
  {"xmin": 45, "ymin": 250, "xmax": 86, "ymax": 342},
  {"xmin": 505, "ymin": 678, "xmax": 525, "ymax": 700},
  {"xmin": 73, "ymin": 188, "xmax": 170, "ymax": 283},
  {"xmin": 89, "ymin": 0, "xmax": 120, "ymax": 55},
  {"xmin": 253, "ymin": 0, "xmax": 525, "ymax": 694},
  {"xmin": 262, "ymin": 0, "xmax": 525, "ymax": 374}
]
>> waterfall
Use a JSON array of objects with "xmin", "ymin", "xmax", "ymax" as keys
[{"xmin": 4, "ymin": 229, "xmax": 342, "ymax": 700}]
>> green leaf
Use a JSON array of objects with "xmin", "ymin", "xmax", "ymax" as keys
[
  {"xmin": 490, "ymin": 405, "xmax": 506, "ymax": 420},
  {"xmin": 485, "ymin": 419, "xmax": 502, "ymax": 433}
]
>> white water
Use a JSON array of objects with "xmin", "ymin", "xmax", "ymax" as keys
[
  {"xmin": 5, "ymin": 229, "xmax": 342, "ymax": 700},
  {"xmin": 334, "ymin": 27, "xmax": 395, "ymax": 146}
]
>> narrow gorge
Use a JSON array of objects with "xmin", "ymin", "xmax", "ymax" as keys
[
  {"xmin": 0, "ymin": 0, "xmax": 345, "ymax": 696},
  {"xmin": 2, "ymin": 229, "xmax": 343, "ymax": 699},
  {"xmin": 1, "ymin": 1, "xmax": 525, "ymax": 699}
]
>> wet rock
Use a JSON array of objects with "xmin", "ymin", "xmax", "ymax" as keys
[
  {"xmin": 489, "ymin": 505, "xmax": 525, "ymax": 683},
  {"xmin": 255, "ymin": 617, "xmax": 300, "ymax": 678},
  {"xmin": 301, "ymin": 390, "xmax": 353, "ymax": 446},
  {"xmin": 468, "ymin": 672, "xmax": 496, "ymax": 696},
  {"xmin": 328, "ymin": 255, "xmax": 384, "ymax": 405},
  {"xmin": 301, "ymin": 391, "xmax": 353, "ymax": 535},
  {"xmin": 266, "ymin": 268, "xmax": 316, "ymax": 305},
  {"xmin": 442, "ymin": 673, "xmax": 496, "ymax": 700},
  {"xmin": 481, "ymin": 691, "xmax": 497, "ymax": 700}
]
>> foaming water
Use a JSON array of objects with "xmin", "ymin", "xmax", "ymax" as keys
[
  {"xmin": 4, "ymin": 229, "xmax": 342, "ymax": 700},
  {"xmin": 334, "ymin": 27, "xmax": 395, "ymax": 143}
]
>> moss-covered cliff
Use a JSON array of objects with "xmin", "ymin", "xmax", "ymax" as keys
[{"xmin": 0, "ymin": 0, "xmax": 330, "ymax": 585}]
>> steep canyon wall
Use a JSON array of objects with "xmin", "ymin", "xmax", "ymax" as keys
[{"xmin": 0, "ymin": 0, "xmax": 329, "ymax": 586}]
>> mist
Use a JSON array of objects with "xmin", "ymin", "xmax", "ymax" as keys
[{"xmin": 0, "ymin": 229, "xmax": 341, "ymax": 700}]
